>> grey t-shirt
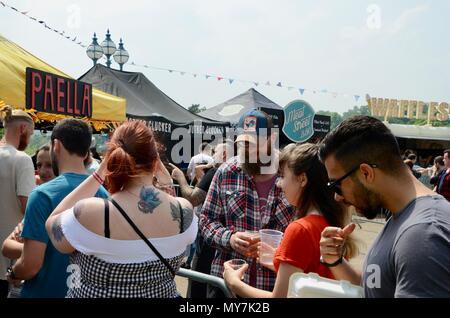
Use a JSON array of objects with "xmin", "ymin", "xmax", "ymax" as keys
[{"xmin": 362, "ymin": 195, "xmax": 450, "ymax": 298}]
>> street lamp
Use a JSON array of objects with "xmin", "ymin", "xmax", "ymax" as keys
[
  {"xmin": 101, "ymin": 29, "xmax": 117, "ymax": 68},
  {"xmin": 113, "ymin": 38, "xmax": 129, "ymax": 71},
  {"xmin": 86, "ymin": 33, "xmax": 104, "ymax": 66}
]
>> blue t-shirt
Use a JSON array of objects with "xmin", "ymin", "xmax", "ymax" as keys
[{"xmin": 21, "ymin": 173, "xmax": 109, "ymax": 298}]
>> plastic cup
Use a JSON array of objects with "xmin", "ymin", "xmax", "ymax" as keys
[
  {"xmin": 259, "ymin": 229, "xmax": 283, "ymax": 266},
  {"xmin": 229, "ymin": 259, "xmax": 247, "ymax": 270},
  {"xmin": 245, "ymin": 230, "xmax": 260, "ymax": 242}
]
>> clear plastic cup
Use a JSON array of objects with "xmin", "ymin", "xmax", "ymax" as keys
[
  {"xmin": 259, "ymin": 229, "xmax": 283, "ymax": 266},
  {"xmin": 229, "ymin": 259, "xmax": 247, "ymax": 270},
  {"xmin": 245, "ymin": 230, "xmax": 260, "ymax": 242}
]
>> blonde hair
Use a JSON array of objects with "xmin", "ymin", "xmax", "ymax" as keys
[{"xmin": 0, "ymin": 105, "xmax": 34, "ymax": 127}]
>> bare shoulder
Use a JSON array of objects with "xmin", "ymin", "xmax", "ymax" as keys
[
  {"xmin": 73, "ymin": 197, "xmax": 106, "ymax": 225},
  {"xmin": 175, "ymin": 197, "xmax": 193, "ymax": 210},
  {"xmin": 169, "ymin": 197, "xmax": 194, "ymax": 231}
]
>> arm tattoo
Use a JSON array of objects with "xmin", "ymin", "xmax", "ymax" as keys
[
  {"xmin": 170, "ymin": 202, "xmax": 194, "ymax": 232},
  {"xmin": 138, "ymin": 186, "xmax": 162, "ymax": 214},
  {"xmin": 73, "ymin": 201, "xmax": 84, "ymax": 220},
  {"xmin": 190, "ymin": 188, "xmax": 207, "ymax": 207},
  {"xmin": 51, "ymin": 216, "xmax": 65, "ymax": 242},
  {"xmin": 179, "ymin": 183, "xmax": 194, "ymax": 200}
]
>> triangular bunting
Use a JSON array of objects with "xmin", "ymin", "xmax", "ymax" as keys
[
  {"xmin": 354, "ymin": 95, "xmax": 360, "ymax": 102},
  {"xmin": 229, "ymin": 79, "xmax": 234, "ymax": 84},
  {"xmin": 299, "ymin": 88, "xmax": 305, "ymax": 95},
  {"xmin": 277, "ymin": 82, "xmax": 282, "ymax": 87}
]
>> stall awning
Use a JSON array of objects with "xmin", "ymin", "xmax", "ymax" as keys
[
  {"xmin": 0, "ymin": 34, "xmax": 126, "ymax": 130},
  {"xmin": 385, "ymin": 123, "xmax": 450, "ymax": 141}
]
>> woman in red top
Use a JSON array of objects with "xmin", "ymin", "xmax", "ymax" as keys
[{"xmin": 223, "ymin": 143, "xmax": 357, "ymax": 297}]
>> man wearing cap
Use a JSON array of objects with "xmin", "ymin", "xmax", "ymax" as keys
[
  {"xmin": 0, "ymin": 106, "xmax": 36, "ymax": 298},
  {"xmin": 199, "ymin": 109, "xmax": 295, "ymax": 297}
]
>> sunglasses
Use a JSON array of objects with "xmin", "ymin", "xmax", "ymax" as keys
[{"xmin": 327, "ymin": 164, "xmax": 378, "ymax": 196}]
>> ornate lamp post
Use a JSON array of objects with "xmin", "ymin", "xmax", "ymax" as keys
[
  {"xmin": 100, "ymin": 29, "xmax": 117, "ymax": 68},
  {"xmin": 113, "ymin": 38, "xmax": 130, "ymax": 71},
  {"xmin": 85, "ymin": 33, "xmax": 104, "ymax": 66}
]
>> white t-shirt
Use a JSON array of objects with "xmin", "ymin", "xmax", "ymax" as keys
[
  {"xmin": 186, "ymin": 153, "xmax": 214, "ymax": 181},
  {"xmin": 0, "ymin": 144, "xmax": 36, "ymax": 277}
]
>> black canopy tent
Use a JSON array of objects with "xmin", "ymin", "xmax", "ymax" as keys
[
  {"xmin": 79, "ymin": 64, "xmax": 229, "ymax": 164},
  {"xmin": 200, "ymin": 88, "xmax": 331, "ymax": 145}
]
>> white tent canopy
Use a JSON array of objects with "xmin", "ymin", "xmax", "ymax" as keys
[{"xmin": 385, "ymin": 123, "xmax": 450, "ymax": 141}]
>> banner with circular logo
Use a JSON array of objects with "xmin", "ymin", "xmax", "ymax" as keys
[{"xmin": 282, "ymin": 100, "xmax": 315, "ymax": 143}]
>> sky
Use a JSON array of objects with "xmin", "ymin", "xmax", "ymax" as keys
[{"xmin": 1, "ymin": 0, "xmax": 449, "ymax": 114}]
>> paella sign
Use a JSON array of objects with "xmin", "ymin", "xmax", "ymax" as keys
[{"xmin": 26, "ymin": 68, "xmax": 92, "ymax": 118}]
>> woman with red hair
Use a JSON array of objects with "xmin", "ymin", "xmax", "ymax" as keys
[{"xmin": 45, "ymin": 121, "xmax": 196, "ymax": 298}]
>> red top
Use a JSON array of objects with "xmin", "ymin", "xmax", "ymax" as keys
[{"xmin": 273, "ymin": 215, "xmax": 334, "ymax": 279}]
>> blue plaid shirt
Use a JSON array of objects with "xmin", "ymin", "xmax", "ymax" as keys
[{"xmin": 199, "ymin": 157, "xmax": 295, "ymax": 291}]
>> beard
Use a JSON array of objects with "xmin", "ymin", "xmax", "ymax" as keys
[
  {"xmin": 352, "ymin": 178, "xmax": 383, "ymax": 220},
  {"xmin": 17, "ymin": 132, "xmax": 29, "ymax": 151},
  {"xmin": 50, "ymin": 149, "xmax": 60, "ymax": 177},
  {"xmin": 239, "ymin": 142, "xmax": 273, "ymax": 176}
]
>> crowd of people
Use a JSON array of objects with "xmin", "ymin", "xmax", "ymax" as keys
[{"xmin": 1, "ymin": 104, "xmax": 449, "ymax": 298}]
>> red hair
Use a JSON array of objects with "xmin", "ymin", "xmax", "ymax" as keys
[{"xmin": 105, "ymin": 121, "xmax": 158, "ymax": 194}]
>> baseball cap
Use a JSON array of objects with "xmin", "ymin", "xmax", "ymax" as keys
[{"xmin": 235, "ymin": 109, "xmax": 273, "ymax": 144}]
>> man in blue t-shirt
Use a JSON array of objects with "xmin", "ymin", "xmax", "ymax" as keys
[{"xmin": 6, "ymin": 119, "xmax": 108, "ymax": 298}]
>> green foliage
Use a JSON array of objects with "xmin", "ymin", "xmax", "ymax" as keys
[
  {"xmin": 316, "ymin": 110, "xmax": 343, "ymax": 130},
  {"xmin": 24, "ymin": 131, "xmax": 50, "ymax": 156},
  {"xmin": 188, "ymin": 104, "xmax": 207, "ymax": 114},
  {"xmin": 342, "ymin": 105, "xmax": 370, "ymax": 120}
]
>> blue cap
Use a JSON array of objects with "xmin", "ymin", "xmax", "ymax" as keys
[{"xmin": 236, "ymin": 109, "xmax": 272, "ymax": 144}]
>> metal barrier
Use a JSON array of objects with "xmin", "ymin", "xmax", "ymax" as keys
[{"xmin": 176, "ymin": 268, "xmax": 235, "ymax": 298}]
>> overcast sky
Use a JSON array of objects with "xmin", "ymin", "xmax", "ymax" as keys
[{"xmin": 1, "ymin": 0, "xmax": 449, "ymax": 114}]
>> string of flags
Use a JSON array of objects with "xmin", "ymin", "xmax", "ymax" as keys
[
  {"xmin": 128, "ymin": 61, "xmax": 362, "ymax": 102},
  {"xmin": 1, "ymin": 0, "xmax": 364, "ymax": 103},
  {"xmin": 0, "ymin": 1, "xmax": 87, "ymax": 49}
]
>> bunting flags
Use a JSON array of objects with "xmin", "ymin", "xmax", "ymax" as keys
[
  {"xmin": 1, "ymin": 0, "xmax": 368, "ymax": 103},
  {"xmin": 2, "ymin": 1, "xmax": 87, "ymax": 49}
]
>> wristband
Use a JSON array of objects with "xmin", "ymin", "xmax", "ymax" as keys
[
  {"xmin": 7, "ymin": 266, "xmax": 18, "ymax": 280},
  {"xmin": 320, "ymin": 255, "xmax": 343, "ymax": 267},
  {"xmin": 92, "ymin": 171, "xmax": 105, "ymax": 185}
]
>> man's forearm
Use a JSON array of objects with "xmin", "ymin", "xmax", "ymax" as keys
[
  {"xmin": 12, "ymin": 257, "xmax": 38, "ymax": 280},
  {"xmin": 178, "ymin": 176, "xmax": 194, "ymax": 198},
  {"xmin": 1, "ymin": 238, "xmax": 23, "ymax": 260}
]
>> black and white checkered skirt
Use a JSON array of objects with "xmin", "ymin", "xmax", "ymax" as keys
[{"xmin": 66, "ymin": 252, "xmax": 184, "ymax": 298}]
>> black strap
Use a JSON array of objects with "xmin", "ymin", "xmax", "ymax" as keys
[
  {"xmin": 178, "ymin": 201, "xmax": 184, "ymax": 234},
  {"xmin": 103, "ymin": 199, "xmax": 110, "ymax": 238},
  {"xmin": 109, "ymin": 198, "xmax": 176, "ymax": 277}
]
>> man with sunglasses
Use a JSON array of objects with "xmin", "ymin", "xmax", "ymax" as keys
[{"xmin": 318, "ymin": 116, "xmax": 450, "ymax": 298}]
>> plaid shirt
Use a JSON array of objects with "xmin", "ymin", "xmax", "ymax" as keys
[
  {"xmin": 199, "ymin": 157, "xmax": 295, "ymax": 292},
  {"xmin": 437, "ymin": 170, "xmax": 450, "ymax": 202}
]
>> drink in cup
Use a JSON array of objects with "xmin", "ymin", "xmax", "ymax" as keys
[
  {"xmin": 259, "ymin": 229, "xmax": 283, "ymax": 266},
  {"xmin": 229, "ymin": 259, "xmax": 247, "ymax": 270},
  {"xmin": 245, "ymin": 230, "xmax": 260, "ymax": 257}
]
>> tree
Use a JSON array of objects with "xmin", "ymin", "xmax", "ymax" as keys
[
  {"xmin": 342, "ymin": 105, "xmax": 370, "ymax": 120},
  {"xmin": 188, "ymin": 104, "xmax": 206, "ymax": 114},
  {"xmin": 316, "ymin": 111, "xmax": 343, "ymax": 130}
]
